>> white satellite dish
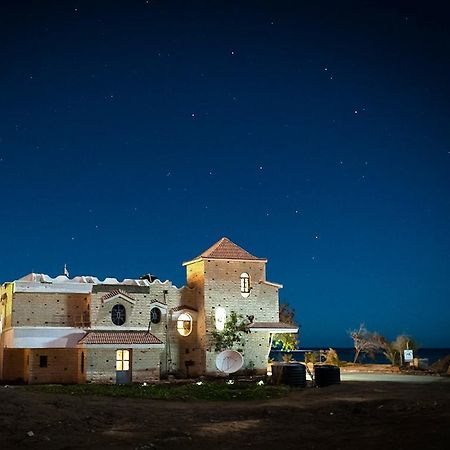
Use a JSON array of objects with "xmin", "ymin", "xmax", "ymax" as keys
[{"xmin": 215, "ymin": 350, "xmax": 244, "ymax": 374}]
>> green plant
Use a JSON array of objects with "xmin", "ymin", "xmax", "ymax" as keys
[
  {"xmin": 272, "ymin": 303, "xmax": 300, "ymax": 352},
  {"xmin": 27, "ymin": 381, "xmax": 290, "ymax": 401},
  {"xmin": 210, "ymin": 311, "xmax": 250, "ymax": 352}
]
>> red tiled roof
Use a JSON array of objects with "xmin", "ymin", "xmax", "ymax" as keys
[
  {"xmin": 172, "ymin": 304, "xmax": 198, "ymax": 312},
  {"xmin": 188, "ymin": 237, "xmax": 266, "ymax": 263},
  {"xmin": 101, "ymin": 289, "xmax": 136, "ymax": 302},
  {"xmin": 151, "ymin": 299, "xmax": 167, "ymax": 305},
  {"xmin": 78, "ymin": 331, "xmax": 162, "ymax": 345}
]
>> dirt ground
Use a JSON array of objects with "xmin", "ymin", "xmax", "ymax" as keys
[{"xmin": 1, "ymin": 381, "xmax": 449, "ymax": 450}]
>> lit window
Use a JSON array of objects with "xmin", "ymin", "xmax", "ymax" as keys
[
  {"xmin": 215, "ymin": 307, "xmax": 226, "ymax": 331},
  {"xmin": 177, "ymin": 313, "xmax": 193, "ymax": 336},
  {"xmin": 116, "ymin": 349, "xmax": 130, "ymax": 371},
  {"xmin": 111, "ymin": 304, "xmax": 126, "ymax": 326},
  {"xmin": 150, "ymin": 307, "xmax": 161, "ymax": 324},
  {"xmin": 240, "ymin": 272, "xmax": 250, "ymax": 297}
]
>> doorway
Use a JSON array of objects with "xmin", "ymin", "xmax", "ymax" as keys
[{"xmin": 115, "ymin": 349, "xmax": 131, "ymax": 384}]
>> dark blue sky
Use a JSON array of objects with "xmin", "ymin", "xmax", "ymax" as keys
[{"xmin": 1, "ymin": 1, "xmax": 449, "ymax": 347}]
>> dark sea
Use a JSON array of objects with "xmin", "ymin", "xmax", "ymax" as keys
[{"xmin": 270, "ymin": 348, "xmax": 450, "ymax": 365}]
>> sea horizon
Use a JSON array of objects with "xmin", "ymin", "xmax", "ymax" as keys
[{"xmin": 271, "ymin": 347, "xmax": 450, "ymax": 365}]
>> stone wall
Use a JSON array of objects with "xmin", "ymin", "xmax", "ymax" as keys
[
  {"xmin": 2, "ymin": 348, "xmax": 29, "ymax": 382},
  {"xmin": 28, "ymin": 348, "xmax": 83, "ymax": 384},
  {"xmin": 11, "ymin": 293, "xmax": 90, "ymax": 327},
  {"xmin": 85, "ymin": 348, "xmax": 160, "ymax": 383},
  {"xmin": 185, "ymin": 258, "xmax": 281, "ymax": 375}
]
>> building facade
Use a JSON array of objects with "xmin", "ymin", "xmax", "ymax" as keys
[{"xmin": 0, "ymin": 238, "xmax": 297, "ymax": 384}]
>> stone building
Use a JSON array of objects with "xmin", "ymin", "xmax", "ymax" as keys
[{"xmin": 0, "ymin": 238, "xmax": 297, "ymax": 384}]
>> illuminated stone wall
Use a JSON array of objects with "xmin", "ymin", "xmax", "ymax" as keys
[
  {"xmin": 85, "ymin": 348, "xmax": 160, "ymax": 383},
  {"xmin": 185, "ymin": 258, "xmax": 281, "ymax": 375},
  {"xmin": 9, "ymin": 292, "xmax": 89, "ymax": 327},
  {"xmin": 2, "ymin": 348, "xmax": 29, "ymax": 382},
  {"xmin": 89, "ymin": 282, "xmax": 176, "ymax": 329},
  {"xmin": 28, "ymin": 348, "xmax": 83, "ymax": 384}
]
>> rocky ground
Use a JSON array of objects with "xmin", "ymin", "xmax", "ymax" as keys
[{"xmin": 1, "ymin": 380, "xmax": 449, "ymax": 449}]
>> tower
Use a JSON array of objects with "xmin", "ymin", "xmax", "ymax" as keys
[{"xmin": 182, "ymin": 237, "xmax": 286, "ymax": 375}]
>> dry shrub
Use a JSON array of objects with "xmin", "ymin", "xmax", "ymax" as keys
[{"xmin": 431, "ymin": 355, "xmax": 450, "ymax": 374}]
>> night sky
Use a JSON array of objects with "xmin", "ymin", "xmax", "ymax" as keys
[{"xmin": 1, "ymin": 1, "xmax": 449, "ymax": 347}]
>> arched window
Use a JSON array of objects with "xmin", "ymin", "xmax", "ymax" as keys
[
  {"xmin": 150, "ymin": 307, "xmax": 161, "ymax": 324},
  {"xmin": 240, "ymin": 272, "xmax": 250, "ymax": 298},
  {"xmin": 111, "ymin": 304, "xmax": 126, "ymax": 326},
  {"xmin": 177, "ymin": 313, "xmax": 192, "ymax": 336},
  {"xmin": 215, "ymin": 307, "xmax": 226, "ymax": 331}
]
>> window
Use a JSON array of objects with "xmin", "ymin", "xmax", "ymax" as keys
[
  {"xmin": 39, "ymin": 355, "xmax": 48, "ymax": 368},
  {"xmin": 116, "ymin": 349, "xmax": 130, "ymax": 371},
  {"xmin": 240, "ymin": 272, "xmax": 251, "ymax": 297},
  {"xmin": 81, "ymin": 352, "xmax": 84, "ymax": 374},
  {"xmin": 177, "ymin": 313, "xmax": 193, "ymax": 336},
  {"xmin": 150, "ymin": 307, "xmax": 161, "ymax": 324},
  {"xmin": 111, "ymin": 304, "xmax": 126, "ymax": 326},
  {"xmin": 215, "ymin": 307, "xmax": 226, "ymax": 331}
]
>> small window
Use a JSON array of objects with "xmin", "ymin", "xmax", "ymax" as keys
[
  {"xmin": 215, "ymin": 307, "xmax": 226, "ymax": 331},
  {"xmin": 240, "ymin": 272, "xmax": 251, "ymax": 297},
  {"xmin": 177, "ymin": 313, "xmax": 193, "ymax": 336},
  {"xmin": 150, "ymin": 307, "xmax": 161, "ymax": 324},
  {"xmin": 39, "ymin": 355, "xmax": 48, "ymax": 368},
  {"xmin": 81, "ymin": 352, "xmax": 84, "ymax": 374},
  {"xmin": 116, "ymin": 349, "xmax": 130, "ymax": 371},
  {"xmin": 111, "ymin": 304, "xmax": 126, "ymax": 326}
]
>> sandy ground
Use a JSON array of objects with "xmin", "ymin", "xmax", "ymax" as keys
[{"xmin": 1, "ymin": 380, "xmax": 449, "ymax": 450}]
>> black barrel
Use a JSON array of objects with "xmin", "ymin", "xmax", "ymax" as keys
[
  {"xmin": 314, "ymin": 364, "xmax": 340, "ymax": 387},
  {"xmin": 282, "ymin": 363, "xmax": 307, "ymax": 387}
]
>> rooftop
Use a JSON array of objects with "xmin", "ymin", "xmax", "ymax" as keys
[
  {"xmin": 184, "ymin": 237, "xmax": 267, "ymax": 265},
  {"xmin": 78, "ymin": 331, "xmax": 163, "ymax": 345},
  {"xmin": 16, "ymin": 273, "xmax": 169, "ymax": 286}
]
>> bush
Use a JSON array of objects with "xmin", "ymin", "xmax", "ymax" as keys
[{"xmin": 324, "ymin": 348, "xmax": 340, "ymax": 366}]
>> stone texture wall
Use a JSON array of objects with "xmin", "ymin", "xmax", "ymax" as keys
[
  {"xmin": 180, "ymin": 262, "xmax": 206, "ymax": 376},
  {"xmin": 132, "ymin": 349, "xmax": 161, "ymax": 382},
  {"xmin": 185, "ymin": 258, "xmax": 281, "ymax": 375},
  {"xmin": 85, "ymin": 348, "xmax": 160, "ymax": 383},
  {"xmin": 10, "ymin": 293, "xmax": 90, "ymax": 327},
  {"xmin": 27, "ymin": 348, "xmax": 83, "ymax": 384},
  {"xmin": 90, "ymin": 282, "xmax": 177, "ymax": 329},
  {"xmin": 2, "ymin": 348, "xmax": 29, "ymax": 382}
]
